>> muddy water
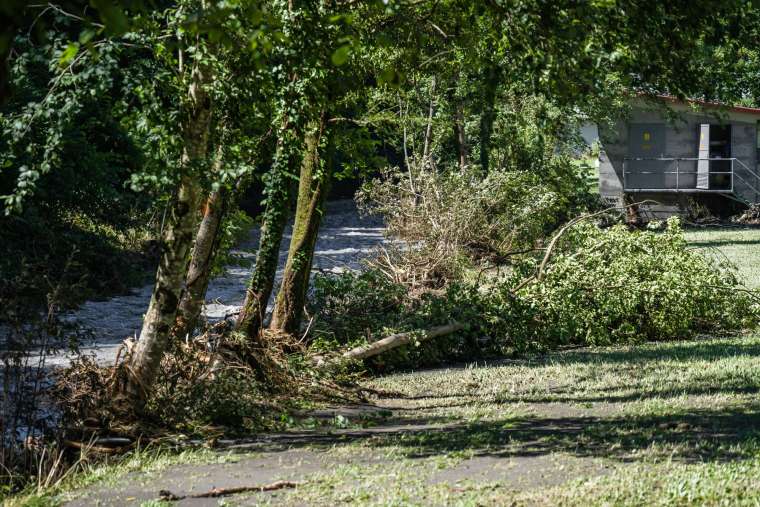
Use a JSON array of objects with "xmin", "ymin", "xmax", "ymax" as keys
[{"xmin": 52, "ymin": 200, "xmax": 386, "ymax": 366}]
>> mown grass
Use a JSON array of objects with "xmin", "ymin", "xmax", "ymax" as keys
[
  {"xmin": 9, "ymin": 227, "xmax": 760, "ymax": 506},
  {"xmin": 684, "ymin": 226, "xmax": 760, "ymax": 289},
  {"xmin": 254, "ymin": 334, "xmax": 760, "ymax": 505},
  {"xmin": 263, "ymin": 227, "xmax": 760, "ymax": 505}
]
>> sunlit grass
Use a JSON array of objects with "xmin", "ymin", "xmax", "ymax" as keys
[
  {"xmin": 684, "ymin": 226, "xmax": 760, "ymax": 289},
  {"xmin": 12, "ymin": 226, "xmax": 760, "ymax": 506}
]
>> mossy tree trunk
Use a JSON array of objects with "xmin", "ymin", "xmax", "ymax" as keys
[
  {"xmin": 448, "ymin": 76, "xmax": 468, "ymax": 170},
  {"xmin": 270, "ymin": 112, "xmax": 333, "ymax": 335},
  {"xmin": 173, "ymin": 146, "xmax": 227, "ymax": 340},
  {"xmin": 478, "ymin": 64, "xmax": 498, "ymax": 173},
  {"xmin": 235, "ymin": 113, "xmax": 303, "ymax": 341},
  {"xmin": 121, "ymin": 61, "xmax": 212, "ymax": 408}
]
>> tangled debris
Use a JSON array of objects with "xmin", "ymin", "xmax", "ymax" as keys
[
  {"xmin": 732, "ymin": 203, "xmax": 760, "ymax": 225},
  {"xmin": 50, "ymin": 320, "xmax": 367, "ymax": 454}
]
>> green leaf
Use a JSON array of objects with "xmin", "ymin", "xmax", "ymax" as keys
[
  {"xmin": 331, "ymin": 45, "xmax": 351, "ymax": 66},
  {"xmin": 378, "ymin": 67, "xmax": 401, "ymax": 86},
  {"xmin": 90, "ymin": 0, "xmax": 130, "ymax": 35},
  {"xmin": 59, "ymin": 43, "xmax": 80, "ymax": 67},
  {"xmin": 79, "ymin": 28, "xmax": 97, "ymax": 45}
]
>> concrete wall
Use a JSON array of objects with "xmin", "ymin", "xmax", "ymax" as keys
[{"xmin": 598, "ymin": 100, "xmax": 759, "ymax": 214}]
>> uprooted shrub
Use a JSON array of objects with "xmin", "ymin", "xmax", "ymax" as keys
[
  {"xmin": 308, "ymin": 217, "xmax": 759, "ymax": 370},
  {"xmin": 357, "ymin": 167, "xmax": 566, "ymax": 287},
  {"xmin": 308, "ymin": 270, "xmax": 481, "ymax": 371},
  {"xmin": 500, "ymin": 217, "xmax": 759, "ymax": 347}
]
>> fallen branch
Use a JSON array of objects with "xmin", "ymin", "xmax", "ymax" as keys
[
  {"xmin": 340, "ymin": 322, "xmax": 465, "ymax": 362},
  {"xmin": 538, "ymin": 203, "xmax": 650, "ymax": 279},
  {"xmin": 158, "ymin": 480, "xmax": 301, "ymax": 500},
  {"xmin": 63, "ymin": 439, "xmax": 133, "ymax": 454}
]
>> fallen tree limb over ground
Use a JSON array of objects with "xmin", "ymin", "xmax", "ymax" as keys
[
  {"xmin": 340, "ymin": 322, "xmax": 465, "ymax": 362},
  {"xmin": 159, "ymin": 480, "xmax": 302, "ymax": 500}
]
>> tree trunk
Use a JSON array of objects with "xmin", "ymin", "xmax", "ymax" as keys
[
  {"xmin": 479, "ymin": 64, "xmax": 498, "ymax": 173},
  {"xmin": 235, "ymin": 117, "xmax": 301, "ymax": 341},
  {"xmin": 0, "ymin": 28, "xmax": 14, "ymax": 105},
  {"xmin": 454, "ymin": 103, "xmax": 468, "ymax": 170},
  {"xmin": 269, "ymin": 113, "xmax": 333, "ymax": 335},
  {"xmin": 448, "ymin": 76, "xmax": 468, "ymax": 170},
  {"xmin": 173, "ymin": 147, "xmax": 227, "ymax": 340},
  {"xmin": 120, "ymin": 62, "xmax": 212, "ymax": 408},
  {"xmin": 624, "ymin": 193, "xmax": 641, "ymax": 227},
  {"xmin": 422, "ymin": 76, "xmax": 437, "ymax": 165}
]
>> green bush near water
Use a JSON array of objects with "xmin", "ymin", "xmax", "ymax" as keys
[{"xmin": 309, "ymin": 218, "xmax": 759, "ymax": 369}]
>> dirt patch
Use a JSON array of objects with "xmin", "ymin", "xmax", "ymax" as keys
[{"xmin": 523, "ymin": 401, "xmax": 624, "ymax": 419}]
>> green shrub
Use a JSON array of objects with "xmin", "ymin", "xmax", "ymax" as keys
[
  {"xmin": 499, "ymin": 217, "xmax": 759, "ymax": 347},
  {"xmin": 308, "ymin": 270, "xmax": 480, "ymax": 371},
  {"xmin": 308, "ymin": 218, "xmax": 759, "ymax": 368}
]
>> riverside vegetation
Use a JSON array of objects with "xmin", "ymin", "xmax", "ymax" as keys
[{"xmin": 3, "ymin": 1, "xmax": 760, "ymax": 503}]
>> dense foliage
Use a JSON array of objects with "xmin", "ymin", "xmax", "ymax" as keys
[
  {"xmin": 508, "ymin": 218, "xmax": 758, "ymax": 346},
  {"xmin": 310, "ymin": 218, "xmax": 758, "ymax": 370},
  {"xmin": 4, "ymin": 0, "xmax": 760, "ymax": 497},
  {"xmin": 309, "ymin": 270, "xmax": 480, "ymax": 370}
]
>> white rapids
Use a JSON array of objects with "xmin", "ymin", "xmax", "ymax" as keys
[{"xmin": 52, "ymin": 199, "xmax": 387, "ymax": 366}]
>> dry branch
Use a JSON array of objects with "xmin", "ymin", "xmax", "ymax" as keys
[
  {"xmin": 63, "ymin": 439, "xmax": 133, "ymax": 454},
  {"xmin": 158, "ymin": 480, "xmax": 301, "ymax": 500},
  {"xmin": 339, "ymin": 322, "xmax": 465, "ymax": 363}
]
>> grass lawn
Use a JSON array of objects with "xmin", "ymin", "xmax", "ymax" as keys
[
  {"xmin": 684, "ymin": 226, "xmax": 760, "ymax": 289},
  {"xmin": 13, "ymin": 227, "xmax": 760, "ymax": 507}
]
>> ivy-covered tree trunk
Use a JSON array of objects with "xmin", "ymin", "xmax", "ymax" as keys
[
  {"xmin": 479, "ymin": 64, "xmax": 498, "ymax": 173},
  {"xmin": 173, "ymin": 148, "xmax": 227, "ymax": 340},
  {"xmin": 422, "ymin": 75, "xmax": 436, "ymax": 163},
  {"xmin": 121, "ymin": 62, "xmax": 212, "ymax": 408},
  {"xmin": 270, "ymin": 113, "xmax": 332, "ymax": 335},
  {"xmin": 0, "ymin": 33, "xmax": 13, "ymax": 105},
  {"xmin": 453, "ymin": 103, "xmax": 468, "ymax": 170},
  {"xmin": 448, "ymin": 76, "xmax": 468, "ymax": 170},
  {"xmin": 235, "ymin": 117, "xmax": 301, "ymax": 341}
]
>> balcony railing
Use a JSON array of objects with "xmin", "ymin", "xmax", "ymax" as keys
[{"xmin": 622, "ymin": 157, "xmax": 760, "ymax": 194}]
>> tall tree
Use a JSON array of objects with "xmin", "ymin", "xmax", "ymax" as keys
[
  {"xmin": 269, "ymin": 112, "xmax": 333, "ymax": 334},
  {"xmin": 234, "ymin": 107, "xmax": 303, "ymax": 340},
  {"xmin": 172, "ymin": 146, "xmax": 227, "ymax": 340},
  {"xmin": 122, "ymin": 55, "xmax": 213, "ymax": 407},
  {"xmin": 235, "ymin": 2, "xmax": 332, "ymax": 341}
]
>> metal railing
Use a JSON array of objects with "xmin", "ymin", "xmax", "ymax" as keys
[
  {"xmin": 622, "ymin": 157, "xmax": 760, "ymax": 200},
  {"xmin": 732, "ymin": 158, "xmax": 760, "ymax": 202}
]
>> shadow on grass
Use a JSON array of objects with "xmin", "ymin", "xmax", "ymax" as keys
[
  {"xmin": 247, "ymin": 404, "xmax": 760, "ymax": 466},
  {"xmin": 542, "ymin": 338, "xmax": 760, "ymax": 366},
  {"xmin": 239, "ymin": 337, "xmax": 760, "ymax": 465},
  {"xmin": 387, "ymin": 336, "xmax": 760, "ymax": 374},
  {"xmin": 688, "ymin": 237, "xmax": 760, "ymax": 248}
]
